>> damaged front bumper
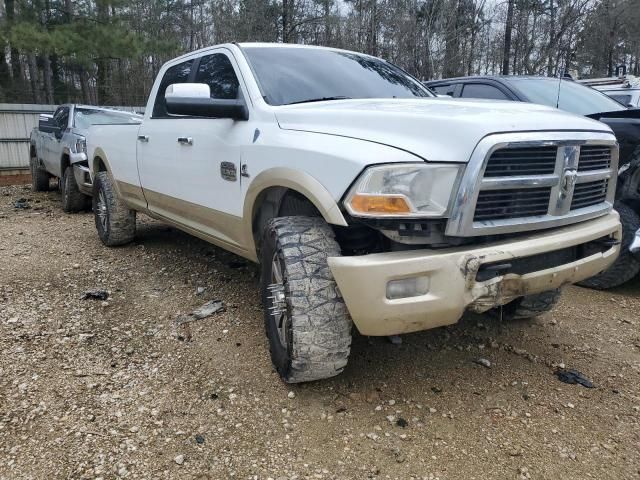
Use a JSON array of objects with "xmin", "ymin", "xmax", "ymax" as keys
[
  {"xmin": 71, "ymin": 152, "xmax": 92, "ymax": 196},
  {"xmin": 328, "ymin": 212, "xmax": 621, "ymax": 336}
]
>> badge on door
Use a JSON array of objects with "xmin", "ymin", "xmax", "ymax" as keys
[{"xmin": 220, "ymin": 162, "xmax": 237, "ymax": 182}]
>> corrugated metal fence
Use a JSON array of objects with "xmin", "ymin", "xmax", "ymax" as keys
[
  {"xmin": 0, "ymin": 104, "xmax": 143, "ymax": 174},
  {"xmin": 0, "ymin": 104, "xmax": 56, "ymax": 172}
]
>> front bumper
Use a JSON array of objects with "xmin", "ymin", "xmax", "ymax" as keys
[{"xmin": 328, "ymin": 212, "xmax": 621, "ymax": 336}]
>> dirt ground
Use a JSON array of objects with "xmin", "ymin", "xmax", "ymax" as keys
[{"xmin": 1, "ymin": 184, "xmax": 639, "ymax": 480}]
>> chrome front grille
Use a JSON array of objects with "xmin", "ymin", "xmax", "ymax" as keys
[
  {"xmin": 446, "ymin": 132, "xmax": 618, "ymax": 237},
  {"xmin": 484, "ymin": 147, "xmax": 557, "ymax": 177},
  {"xmin": 571, "ymin": 179, "xmax": 608, "ymax": 209},
  {"xmin": 577, "ymin": 146, "xmax": 612, "ymax": 172},
  {"xmin": 474, "ymin": 187, "xmax": 552, "ymax": 221}
]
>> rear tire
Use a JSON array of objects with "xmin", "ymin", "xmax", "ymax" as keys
[
  {"xmin": 577, "ymin": 202, "xmax": 640, "ymax": 289},
  {"xmin": 61, "ymin": 166, "xmax": 90, "ymax": 213},
  {"xmin": 260, "ymin": 216, "xmax": 352, "ymax": 383},
  {"xmin": 30, "ymin": 156, "xmax": 49, "ymax": 192},
  {"xmin": 93, "ymin": 171, "xmax": 136, "ymax": 246},
  {"xmin": 498, "ymin": 289, "xmax": 562, "ymax": 320}
]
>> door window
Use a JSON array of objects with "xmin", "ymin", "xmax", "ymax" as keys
[
  {"xmin": 608, "ymin": 94, "xmax": 632, "ymax": 106},
  {"xmin": 152, "ymin": 60, "xmax": 194, "ymax": 118},
  {"xmin": 53, "ymin": 106, "xmax": 70, "ymax": 130},
  {"xmin": 194, "ymin": 53, "xmax": 240, "ymax": 100},
  {"xmin": 431, "ymin": 84, "xmax": 455, "ymax": 96},
  {"xmin": 461, "ymin": 83, "xmax": 510, "ymax": 100}
]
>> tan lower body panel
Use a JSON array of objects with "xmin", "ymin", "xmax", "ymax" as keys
[
  {"xmin": 117, "ymin": 180, "xmax": 147, "ymax": 212},
  {"xmin": 328, "ymin": 212, "xmax": 621, "ymax": 336},
  {"xmin": 119, "ymin": 184, "xmax": 252, "ymax": 260}
]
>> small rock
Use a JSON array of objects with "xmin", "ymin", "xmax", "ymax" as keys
[
  {"xmin": 196, "ymin": 287, "xmax": 206, "ymax": 295},
  {"xmin": 174, "ymin": 454, "xmax": 185, "ymax": 465},
  {"xmin": 195, "ymin": 434, "xmax": 205, "ymax": 444},
  {"xmin": 473, "ymin": 358, "xmax": 492, "ymax": 368},
  {"xmin": 388, "ymin": 335, "xmax": 402, "ymax": 345},
  {"xmin": 288, "ymin": 391, "xmax": 296, "ymax": 399},
  {"xmin": 388, "ymin": 399, "xmax": 396, "ymax": 406}
]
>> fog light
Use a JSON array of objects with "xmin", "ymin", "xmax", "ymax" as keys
[{"xmin": 386, "ymin": 276, "xmax": 430, "ymax": 300}]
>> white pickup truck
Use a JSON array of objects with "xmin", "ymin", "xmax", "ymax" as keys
[
  {"xmin": 87, "ymin": 43, "xmax": 622, "ymax": 383},
  {"xmin": 29, "ymin": 104, "xmax": 141, "ymax": 212}
]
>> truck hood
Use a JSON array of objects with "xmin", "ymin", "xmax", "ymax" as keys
[{"xmin": 274, "ymin": 98, "xmax": 612, "ymax": 162}]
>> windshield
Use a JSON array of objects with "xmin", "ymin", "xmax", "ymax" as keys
[
  {"xmin": 504, "ymin": 77, "xmax": 626, "ymax": 115},
  {"xmin": 242, "ymin": 46, "xmax": 432, "ymax": 106},
  {"xmin": 74, "ymin": 108, "xmax": 142, "ymax": 129}
]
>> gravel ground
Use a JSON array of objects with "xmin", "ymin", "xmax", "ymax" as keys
[{"xmin": 1, "ymin": 184, "xmax": 639, "ymax": 480}]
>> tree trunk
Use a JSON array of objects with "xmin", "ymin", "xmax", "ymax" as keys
[
  {"xmin": 27, "ymin": 53, "xmax": 42, "ymax": 104},
  {"xmin": 96, "ymin": 1, "xmax": 110, "ymax": 105},
  {"xmin": 282, "ymin": 0, "xmax": 290, "ymax": 42},
  {"xmin": 546, "ymin": 0, "xmax": 556, "ymax": 76},
  {"xmin": 502, "ymin": 0, "xmax": 515, "ymax": 75},
  {"xmin": 41, "ymin": 55, "xmax": 54, "ymax": 104}
]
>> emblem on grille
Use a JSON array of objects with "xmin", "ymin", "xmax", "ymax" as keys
[{"xmin": 560, "ymin": 168, "xmax": 578, "ymax": 195}]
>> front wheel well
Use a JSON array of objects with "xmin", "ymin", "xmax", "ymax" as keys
[
  {"xmin": 252, "ymin": 187, "xmax": 322, "ymax": 253},
  {"xmin": 93, "ymin": 157, "xmax": 108, "ymax": 174}
]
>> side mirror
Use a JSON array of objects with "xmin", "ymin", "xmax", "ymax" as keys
[
  {"xmin": 165, "ymin": 83, "xmax": 248, "ymax": 121},
  {"xmin": 38, "ymin": 114, "xmax": 59, "ymax": 134}
]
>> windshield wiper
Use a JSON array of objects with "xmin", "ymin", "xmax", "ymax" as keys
[{"xmin": 286, "ymin": 96, "xmax": 352, "ymax": 105}]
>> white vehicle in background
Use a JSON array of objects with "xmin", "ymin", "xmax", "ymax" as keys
[
  {"xmin": 29, "ymin": 105, "xmax": 142, "ymax": 212},
  {"xmin": 578, "ymin": 74, "xmax": 640, "ymax": 108},
  {"xmin": 87, "ymin": 43, "xmax": 622, "ymax": 383}
]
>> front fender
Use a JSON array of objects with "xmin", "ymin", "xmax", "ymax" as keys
[{"xmin": 242, "ymin": 167, "xmax": 348, "ymax": 260}]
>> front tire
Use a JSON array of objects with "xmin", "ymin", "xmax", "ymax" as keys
[
  {"xmin": 61, "ymin": 166, "xmax": 90, "ymax": 213},
  {"xmin": 93, "ymin": 171, "xmax": 136, "ymax": 246},
  {"xmin": 30, "ymin": 156, "xmax": 49, "ymax": 192},
  {"xmin": 498, "ymin": 289, "xmax": 562, "ymax": 320},
  {"xmin": 260, "ymin": 216, "xmax": 352, "ymax": 383},
  {"xmin": 577, "ymin": 202, "xmax": 640, "ymax": 290}
]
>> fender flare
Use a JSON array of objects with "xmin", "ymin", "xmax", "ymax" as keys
[
  {"xmin": 242, "ymin": 167, "xmax": 348, "ymax": 259},
  {"xmin": 90, "ymin": 148, "xmax": 124, "ymax": 199}
]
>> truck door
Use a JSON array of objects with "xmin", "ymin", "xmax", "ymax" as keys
[
  {"xmin": 45, "ymin": 105, "xmax": 70, "ymax": 177},
  {"xmin": 137, "ymin": 51, "xmax": 252, "ymax": 250}
]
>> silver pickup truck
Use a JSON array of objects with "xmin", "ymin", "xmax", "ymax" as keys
[{"xmin": 29, "ymin": 104, "xmax": 142, "ymax": 212}]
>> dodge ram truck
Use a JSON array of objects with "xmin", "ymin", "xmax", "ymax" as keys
[
  {"xmin": 87, "ymin": 43, "xmax": 622, "ymax": 383},
  {"xmin": 30, "ymin": 104, "xmax": 142, "ymax": 212}
]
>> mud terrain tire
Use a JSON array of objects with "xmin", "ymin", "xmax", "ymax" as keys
[
  {"xmin": 577, "ymin": 202, "xmax": 640, "ymax": 290},
  {"xmin": 499, "ymin": 288, "xmax": 562, "ymax": 320},
  {"xmin": 61, "ymin": 166, "xmax": 89, "ymax": 213},
  {"xmin": 93, "ymin": 171, "xmax": 136, "ymax": 246},
  {"xmin": 30, "ymin": 156, "xmax": 49, "ymax": 192},
  {"xmin": 260, "ymin": 216, "xmax": 352, "ymax": 383}
]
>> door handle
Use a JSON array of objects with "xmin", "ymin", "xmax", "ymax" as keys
[
  {"xmin": 137, "ymin": 134, "xmax": 149, "ymax": 142},
  {"xmin": 177, "ymin": 137, "xmax": 193, "ymax": 146}
]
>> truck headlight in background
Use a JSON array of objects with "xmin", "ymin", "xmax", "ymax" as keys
[
  {"xmin": 344, "ymin": 163, "xmax": 462, "ymax": 218},
  {"xmin": 74, "ymin": 136, "xmax": 87, "ymax": 154}
]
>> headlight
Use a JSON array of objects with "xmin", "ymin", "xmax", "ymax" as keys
[
  {"xmin": 344, "ymin": 163, "xmax": 462, "ymax": 218},
  {"xmin": 74, "ymin": 136, "xmax": 87, "ymax": 154}
]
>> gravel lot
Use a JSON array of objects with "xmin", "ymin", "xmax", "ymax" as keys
[{"xmin": 1, "ymin": 183, "xmax": 639, "ymax": 480}]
